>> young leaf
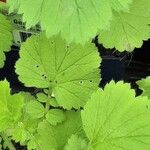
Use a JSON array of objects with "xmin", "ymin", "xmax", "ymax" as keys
[
  {"xmin": 15, "ymin": 33, "xmax": 101, "ymax": 109},
  {"xmin": 12, "ymin": 117, "xmax": 39, "ymax": 144},
  {"xmin": 64, "ymin": 134, "xmax": 88, "ymax": 150},
  {"xmin": 137, "ymin": 76, "xmax": 150, "ymax": 98},
  {"xmin": 48, "ymin": 97, "xmax": 59, "ymax": 107},
  {"xmin": 7, "ymin": 0, "xmax": 132, "ymax": 44},
  {"xmin": 35, "ymin": 111, "xmax": 83, "ymax": 150},
  {"xmin": 12, "ymin": 122, "xmax": 30, "ymax": 144},
  {"xmin": 25, "ymin": 100, "xmax": 45, "ymax": 119},
  {"xmin": 46, "ymin": 109, "xmax": 66, "ymax": 125},
  {"xmin": 0, "ymin": 13, "xmax": 13, "ymax": 68},
  {"xmin": 82, "ymin": 81, "xmax": 150, "ymax": 149},
  {"xmin": 37, "ymin": 93, "xmax": 48, "ymax": 103},
  {"xmin": 99, "ymin": 0, "xmax": 150, "ymax": 52},
  {"xmin": 0, "ymin": 80, "xmax": 24, "ymax": 131}
]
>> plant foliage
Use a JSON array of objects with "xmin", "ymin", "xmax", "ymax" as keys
[
  {"xmin": 98, "ymin": 0, "xmax": 150, "ymax": 52},
  {"xmin": 137, "ymin": 76, "xmax": 150, "ymax": 98},
  {"xmin": 82, "ymin": 81, "xmax": 150, "ymax": 149},
  {"xmin": 0, "ymin": 12, "xmax": 13, "ymax": 68},
  {"xmin": 7, "ymin": 0, "xmax": 132, "ymax": 44},
  {"xmin": 0, "ymin": 0, "xmax": 150, "ymax": 149},
  {"xmin": 15, "ymin": 33, "xmax": 101, "ymax": 109}
]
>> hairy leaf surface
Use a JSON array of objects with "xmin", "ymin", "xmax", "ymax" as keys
[
  {"xmin": 15, "ymin": 33, "xmax": 100, "ymax": 109},
  {"xmin": 82, "ymin": 81, "xmax": 150, "ymax": 149},
  {"xmin": 99, "ymin": 0, "xmax": 150, "ymax": 52}
]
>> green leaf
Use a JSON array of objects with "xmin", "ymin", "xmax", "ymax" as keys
[
  {"xmin": 0, "ymin": 2, "xmax": 7, "ymax": 10},
  {"xmin": 12, "ymin": 117, "xmax": 39, "ymax": 144},
  {"xmin": 12, "ymin": 122, "xmax": 30, "ymax": 143},
  {"xmin": 0, "ymin": 80, "xmax": 24, "ymax": 131},
  {"xmin": 99, "ymin": 0, "xmax": 150, "ymax": 52},
  {"xmin": 48, "ymin": 97, "xmax": 59, "ymax": 107},
  {"xmin": 37, "ymin": 92, "xmax": 59, "ymax": 106},
  {"xmin": 109, "ymin": 0, "xmax": 132, "ymax": 12},
  {"xmin": 27, "ymin": 136, "xmax": 37, "ymax": 150},
  {"xmin": 64, "ymin": 134, "xmax": 88, "ymax": 150},
  {"xmin": 0, "ymin": 13, "xmax": 13, "ymax": 68},
  {"xmin": 25, "ymin": 100, "xmax": 45, "ymax": 119},
  {"xmin": 35, "ymin": 111, "xmax": 83, "ymax": 150},
  {"xmin": 15, "ymin": 33, "xmax": 101, "ymax": 109},
  {"xmin": 37, "ymin": 93, "xmax": 48, "ymax": 103},
  {"xmin": 82, "ymin": 81, "xmax": 150, "ymax": 150},
  {"xmin": 7, "ymin": 0, "xmax": 21, "ymax": 13},
  {"xmin": 7, "ymin": 0, "xmax": 132, "ymax": 43},
  {"xmin": 46, "ymin": 109, "xmax": 66, "ymax": 125},
  {"xmin": 137, "ymin": 76, "xmax": 150, "ymax": 98}
]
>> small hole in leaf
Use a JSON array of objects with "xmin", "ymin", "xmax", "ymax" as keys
[
  {"xmin": 49, "ymin": 80, "xmax": 52, "ymax": 83},
  {"xmin": 80, "ymin": 81, "xmax": 83, "ymax": 84},
  {"xmin": 36, "ymin": 65, "xmax": 39, "ymax": 68},
  {"xmin": 44, "ymin": 76, "xmax": 47, "ymax": 79},
  {"xmin": 90, "ymin": 80, "xmax": 93, "ymax": 82},
  {"xmin": 55, "ymin": 81, "xmax": 58, "ymax": 83},
  {"xmin": 42, "ymin": 74, "xmax": 45, "ymax": 77}
]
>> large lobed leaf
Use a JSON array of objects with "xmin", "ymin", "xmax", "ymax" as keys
[
  {"xmin": 15, "ymin": 33, "xmax": 101, "ymax": 109},
  {"xmin": 0, "ymin": 13, "xmax": 13, "ymax": 68},
  {"xmin": 82, "ymin": 81, "xmax": 150, "ymax": 149},
  {"xmin": 99, "ymin": 0, "xmax": 150, "ymax": 52},
  {"xmin": 7, "ymin": 0, "xmax": 132, "ymax": 44}
]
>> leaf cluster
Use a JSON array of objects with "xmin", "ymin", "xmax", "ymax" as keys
[{"xmin": 0, "ymin": 0, "xmax": 150, "ymax": 150}]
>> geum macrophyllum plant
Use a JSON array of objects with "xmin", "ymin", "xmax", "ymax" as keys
[{"xmin": 0, "ymin": 0, "xmax": 150, "ymax": 149}]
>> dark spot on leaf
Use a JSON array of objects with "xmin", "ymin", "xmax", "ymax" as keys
[
  {"xmin": 49, "ymin": 80, "xmax": 52, "ymax": 83},
  {"xmin": 36, "ymin": 65, "xmax": 39, "ymax": 68},
  {"xmin": 90, "ymin": 80, "xmax": 93, "ymax": 82},
  {"xmin": 67, "ymin": 45, "xmax": 69, "ymax": 48},
  {"xmin": 146, "ymin": 105, "xmax": 149, "ymax": 109},
  {"xmin": 51, "ymin": 41, "xmax": 54, "ymax": 44},
  {"xmin": 80, "ymin": 81, "xmax": 83, "ymax": 84},
  {"xmin": 55, "ymin": 81, "xmax": 58, "ymax": 83}
]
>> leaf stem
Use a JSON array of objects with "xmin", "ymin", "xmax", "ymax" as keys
[
  {"xmin": 45, "ymin": 89, "xmax": 52, "ymax": 113},
  {"xmin": 0, "ymin": 132, "xmax": 16, "ymax": 150}
]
